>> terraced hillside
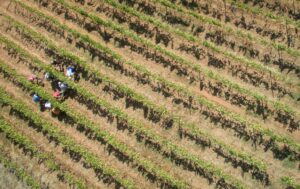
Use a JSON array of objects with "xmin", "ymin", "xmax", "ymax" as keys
[{"xmin": 0, "ymin": 0, "xmax": 299, "ymax": 188}]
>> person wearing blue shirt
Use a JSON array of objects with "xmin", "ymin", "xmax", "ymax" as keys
[
  {"xmin": 66, "ymin": 66, "xmax": 75, "ymax": 80},
  {"xmin": 32, "ymin": 93, "xmax": 40, "ymax": 103}
]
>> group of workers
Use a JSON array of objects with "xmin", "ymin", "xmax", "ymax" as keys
[{"xmin": 29, "ymin": 60, "xmax": 78, "ymax": 116}]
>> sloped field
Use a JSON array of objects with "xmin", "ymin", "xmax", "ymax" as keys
[{"xmin": 0, "ymin": 0, "xmax": 299, "ymax": 188}]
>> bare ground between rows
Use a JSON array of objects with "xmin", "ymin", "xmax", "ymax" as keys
[
  {"xmin": 0, "ymin": 13, "xmax": 298, "ymax": 189},
  {"xmin": 95, "ymin": 0, "xmax": 300, "ymax": 85},
  {"xmin": 0, "ymin": 57, "xmax": 159, "ymax": 189},
  {"xmin": 13, "ymin": 0, "xmax": 297, "ymax": 142},
  {"xmin": 39, "ymin": 54, "xmax": 277, "ymax": 188},
  {"xmin": 0, "ymin": 73, "xmax": 113, "ymax": 189},
  {"xmin": 42, "ymin": 0, "xmax": 300, "ymax": 117},
  {"xmin": 0, "ymin": 30, "xmax": 218, "ymax": 189},
  {"xmin": 27, "ymin": 2, "xmax": 300, "ymax": 171},
  {"xmin": 0, "ymin": 19, "xmax": 298, "ymax": 185},
  {"xmin": 111, "ymin": 44, "xmax": 300, "ymax": 140},
  {"xmin": 18, "ymin": 3, "xmax": 300, "ymax": 142},
  {"xmin": 2, "ymin": 3, "xmax": 300, "ymax": 178},
  {"xmin": 26, "ymin": 0, "xmax": 300, "ymax": 184},
  {"xmin": 67, "ymin": 0, "xmax": 300, "ymax": 104},
  {"xmin": 0, "ymin": 1, "xmax": 300, "ymax": 186},
  {"xmin": 9, "ymin": 1, "xmax": 298, "ymax": 145},
  {"xmin": 3, "ymin": 52, "xmax": 296, "ymax": 189},
  {"xmin": 0, "ymin": 38, "xmax": 215, "ymax": 188},
  {"xmin": 21, "ymin": 0, "xmax": 300, "ymax": 118}
]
